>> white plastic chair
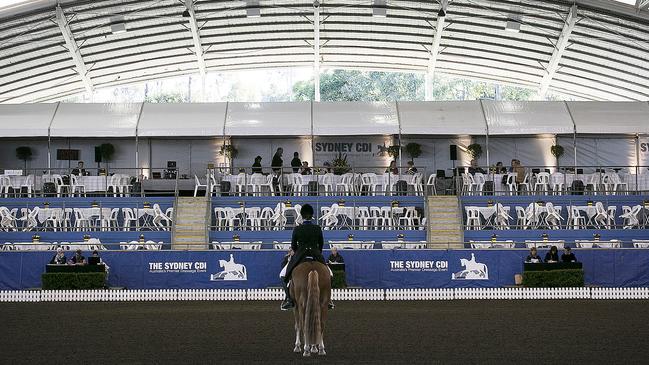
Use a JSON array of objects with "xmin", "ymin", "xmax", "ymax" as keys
[
  {"xmin": 409, "ymin": 173, "xmax": 424, "ymax": 196},
  {"xmin": 620, "ymin": 205, "xmax": 641, "ymax": 229},
  {"xmin": 465, "ymin": 207, "xmax": 481, "ymax": 230},
  {"xmin": 122, "ymin": 208, "xmax": 138, "ymax": 231},
  {"xmin": 593, "ymin": 202, "xmax": 609, "ymax": 229},
  {"xmin": 544, "ymin": 202, "xmax": 563, "ymax": 229},
  {"xmin": 213, "ymin": 208, "xmax": 228, "ymax": 231},
  {"xmin": 234, "ymin": 173, "xmax": 247, "ymax": 196},
  {"xmin": 70, "ymin": 175, "xmax": 86, "ymax": 197},
  {"xmin": 569, "ymin": 206, "xmax": 586, "ymax": 230},
  {"xmin": 534, "ymin": 172, "xmax": 550, "ymax": 195},
  {"xmin": 321, "ymin": 173, "xmax": 335, "ymax": 196},
  {"xmin": 335, "ymin": 173, "xmax": 354, "ymax": 195},
  {"xmin": 550, "ymin": 172, "xmax": 564, "ymax": 195},
  {"xmin": 426, "ymin": 174, "xmax": 437, "ymax": 195},
  {"xmin": 194, "ymin": 175, "xmax": 207, "ymax": 197},
  {"xmin": 515, "ymin": 206, "xmax": 527, "ymax": 229},
  {"xmin": 472, "ymin": 173, "xmax": 486, "ymax": 195},
  {"xmin": 52, "ymin": 174, "xmax": 70, "ymax": 197},
  {"xmin": 73, "ymin": 208, "xmax": 92, "ymax": 231},
  {"xmin": 505, "ymin": 174, "xmax": 517, "ymax": 195},
  {"xmin": 20, "ymin": 175, "xmax": 34, "ymax": 197}
]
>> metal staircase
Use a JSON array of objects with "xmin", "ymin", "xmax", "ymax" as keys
[
  {"xmin": 172, "ymin": 197, "xmax": 209, "ymax": 249},
  {"xmin": 426, "ymin": 195, "xmax": 464, "ymax": 248}
]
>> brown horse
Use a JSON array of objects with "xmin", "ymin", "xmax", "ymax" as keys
[{"xmin": 290, "ymin": 261, "xmax": 331, "ymax": 357}]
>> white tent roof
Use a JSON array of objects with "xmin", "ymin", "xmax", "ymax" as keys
[
  {"xmin": 225, "ymin": 102, "xmax": 310, "ymax": 136},
  {"xmin": 483, "ymin": 101, "xmax": 574, "ymax": 135},
  {"xmin": 49, "ymin": 103, "xmax": 140, "ymax": 137},
  {"xmin": 313, "ymin": 102, "xmax": 398, "ymax": 135},
  {"xmin": 398, "ymin": 101, "xmax": 485, "ymax": 135},
  {"xmin": 138, "ymin": 103, "xmax": 226, "ymax": 137},
  {"xmin": 3, "ymin": 1, "xmax": 649, "ymax": 103},
  {"xmin": 0, "ymin": 103, "xmax": 56, "ymax": 137},
  {"xmin": 568, "ymin": 101, "xmax": 649, "ymax": 134}
]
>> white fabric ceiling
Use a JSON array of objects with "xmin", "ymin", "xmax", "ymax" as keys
[
  {"xmin": 225, "ymin": 102, "xmax": 311, "ymax": 136},
  {"xmin": 0, "ymin": 103, "xmax": 56, "ymax": 137},
  {"xmin": 398, "ymin": 101, "xmax": 485, "ymax": 135},
  {"xmin": 2, "ymin": 1, "xmax": 649, "ymax": 103},
  {"xmin": 49, "ymin": 103, "xmax": 140, "ymax": 137},
  {"xmin": 313, "ymin": 102, "xmax": 399, "ymax": 135},
  {"xmin": 138, "ymin": 103, "xmax": 226, "ymax": 137},
  {"xmin": 483, "ymin": 101, "xmax": 574, "ymax": 135},
  {"xmin": 567, "ymin": 101, "xmax": 649, "ymax": 134}
]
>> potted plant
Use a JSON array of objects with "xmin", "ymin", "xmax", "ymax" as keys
[
  {"xmin": 331, "ymin": 152, "xmax": 351, "ymax": 175},
  {"xmin": 466, "ymin": 143, "xmax": 482, "ymax": 161},
  {"xmin": 99, "ymin": 143, "xmax": 115, "ymax": 170},
  {"xmin": 387, "ymin": 145, "xmax": 401, "ymax": 159},
  {"xmin": 550, "ymin": 145, "xmax": 564, "ymax": 168},
  {"xmin": 219, "ymin": 143, "xmax": 239, "ymax": 169},
  {"xmin": 405, "ymin": 142, "xmax": 422, "ymax": 163},
  {"xmin": 15, "ymin": 146, "xmax": 32, "ymax": 171}
]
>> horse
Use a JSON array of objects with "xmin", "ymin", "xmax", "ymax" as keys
[{"xmin": 290, "ymin": 261, "xmax": 331, "ymax": 357}]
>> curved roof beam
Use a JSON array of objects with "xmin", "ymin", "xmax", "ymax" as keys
[
  {"xmin": 55, "ymin": 5, "xmax": 93, "ymax": 94},
  {"xmin": 425, "ymin": 0, "xmax": 447, "ymax": 100},
  {"xmin": 184, "ymin": 0, "xmax": 206, "ymax": 77},
  {"xmin": 538, "ymin": 4, "xmax": 578, "ymax": 98}
]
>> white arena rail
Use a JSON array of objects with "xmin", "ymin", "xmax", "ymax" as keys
[{"xmin": 2, "ymin": 288, "xmax": 649, "ymax": 302}]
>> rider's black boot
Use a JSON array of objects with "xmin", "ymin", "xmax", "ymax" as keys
[{"xmin": 280, "ymin": 281, "xmax": 295, "ymax": 311}]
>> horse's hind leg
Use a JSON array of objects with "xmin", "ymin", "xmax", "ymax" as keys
[{"xmin": 293, "ymin": 318, "xmax": 301, "ymax": 353}]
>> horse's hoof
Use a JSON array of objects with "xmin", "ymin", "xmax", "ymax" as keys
[
  {"xmin": 303, "ymin": 351, "xmax": 311, "ymax": 357},
  {"xmin": 311, "ymin": 345, "xmax": 319, "ymax": 353},
  {"xmin": 318, "ymin": 350, "xmax": 327, "ymax": 356},
  {"xmin": 293, "ymin": 346, "xmax": 301, "ymax": 353}
]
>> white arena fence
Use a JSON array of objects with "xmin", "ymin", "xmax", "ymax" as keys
[{"xmin": 2, "ymin": 287, "xmax": 649, "ymax": 302}]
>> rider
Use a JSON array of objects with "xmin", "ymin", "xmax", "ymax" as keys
[{"xmin": 280, "ymin": 203, "xmax": 333, "ymax": 311}]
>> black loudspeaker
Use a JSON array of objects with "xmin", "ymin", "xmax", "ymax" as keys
[
  {"xmin": 94, "ymin": 146, "xmax": 102, "ymax": 163},
  {"xmin": 450, "ymin": 145, "xmax": 458, "ymax": 161}
]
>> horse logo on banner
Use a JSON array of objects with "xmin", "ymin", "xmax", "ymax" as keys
[
  {"xmin": 452, "ymin": 253, "xmax": 489, "ymax": 280},
  {"xmin": 210, "ymin": 254, "xmax": 247, "ymax": 281}
]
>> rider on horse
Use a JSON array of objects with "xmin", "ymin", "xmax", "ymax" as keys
[{"xmin": 280, "ymin": 203, "xmax": 334, "ymax": 311}]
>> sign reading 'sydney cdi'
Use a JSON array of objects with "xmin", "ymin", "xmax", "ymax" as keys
[{"xmin": 389, "ymin": 259, "xmax": 448, "ymax": 272}]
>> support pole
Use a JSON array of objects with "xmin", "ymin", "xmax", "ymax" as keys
[
  {"xmin": 135, "ymin": 102, "xmax": 145, "ymax": 178},
  {"xmin": 479, "ymin": 99, "xmax": 490, "ymax": 167},
  {"xmin": 313, "ymin": 2, "xmax": 321, "ymax": 102},
  {"xmin": 564, "ymin": 101, "xmax": 578, "ymax": 168},
  {"xmin": 47, "ymin": 102, "xmax": 60, "ymax": 170}
]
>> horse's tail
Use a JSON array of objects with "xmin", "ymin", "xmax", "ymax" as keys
[{"xmin": 304, "ymin": 269, "xmax": 321, "ymax": 347}]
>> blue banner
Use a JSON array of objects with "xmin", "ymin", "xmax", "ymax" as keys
[{"xmin": 2, "ymin": 249, "xmax": 649, "ymax": 290}]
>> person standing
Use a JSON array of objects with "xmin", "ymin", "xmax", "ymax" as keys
[
  {"xmin": 271, "ymin": 148, "xmax": 284, "ymax": 194},
  {"xmin": 252, "ymin": 156, "xmax": 263, "ymax": 174},
  {"xmin": 290, "ymin": 152, "xmax": 301, "ymax": 173}
]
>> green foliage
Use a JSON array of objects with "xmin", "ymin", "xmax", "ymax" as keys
[
  {"xmin": 331, "ymin": 267, "xmax": 347, "ymax": 289},
  {"xmin": 466, "ymin": 143, "xmax": 483, "ymax": 160},
  {"xmin": 331, "ymin": 152, "xmax": 351, "ymax": 175},
  {"xmin": 16, "ymin": 146, "xmax": 32, "ymax": 162},
  {"xmin": 522, "ymin": 269, "xmax": 584, "ymax": 287},
  {"xmin": 42, "ymin": 272, "xmax": 106, "ymax": 290},
  {"xmin": 551, "ymin": 145, "xmax": 565, "ymax": 160},
  {"xmin": 293, "ymin": 70, "xmax": 425, "ymax": 101},
  {"xmin": 405, "ymin": 142, "xmax": 422, "ymax": 161},
  {"xmin": 99, "ymin": 143, "xmax": 115, "ymax": 162},
  {"xmin": 387, "ymin": 146, "xmax": 401, "ymax": 158},
  {"xmin": 219, "ymin": 144, "xmax": 239, "ymax": 159},
  {"xmin": 144, "ymin": 92, "xmax": 186, "ymax": 103}
]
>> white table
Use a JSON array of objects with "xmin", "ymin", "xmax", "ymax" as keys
[
  {"xmin": 329, "ymin": 241, "xmax": 374, "ymax": 249},
  {"xmin": 469, "ymin": 240, "xmax": 515, "ymax": 248},
  {"xmin": 120, "ymin": 240, "xmax": 162, "ymax": 250},
  {"xmin": 575, "ymin": 240, "xmax": 621, "ymax": 248},
  {"xmin": 466, "ymin": 206, "xmax": 511, "ymax": 227},
  {"xmin": 632, "ymin": 240, "xmax": 649, "ymax": 248},
  {"xmin": 3, "ymin": 242, "xmax": 56, "ymax": 250},
  {"xmin": 77, "ymin": 176, "xmax": 109, "ymax": 192},
  {"xmin": 524, "ymin": 240, "xmax": 565, "ymax": 249}
]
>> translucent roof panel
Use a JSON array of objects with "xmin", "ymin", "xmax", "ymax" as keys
[
  {"xmin": 483, "ymin": 101, "xmax": 574, "ymax": 135},
  {"xmin": 313, "ymin": 102, "xmax": 399, "ymax": 135},
  {"xmin": 225, "ymin": 102, "xmax": 311, "ymax": 136},
  {"xmin": 50, "ymin": 103, "xmax": 141, "ymax": 137},
  {"xmin": 138, "ymin": 103, "xmax": 226, "ymax": 137},
  {"xmin": 398, "ymin": 101, "xmax": 485, "ymax": 135},
  {"xmin": 0, "ymin": 103, "xmax": 57, "ymax": 137},
  {"xmin": 567, "ymin": 101, "xmax": 649, "ymax": 134}
]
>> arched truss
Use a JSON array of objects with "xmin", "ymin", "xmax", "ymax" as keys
[{"xmin": 1, "ymin": 0, "xmax": 649, "ymax": 103}]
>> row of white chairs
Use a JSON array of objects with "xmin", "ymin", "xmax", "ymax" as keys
[
  {"xmin": 212, "ymin": 204, "xmax": 425, "ymax": 231},
  {"xmin": 199, "ymin": 172, "xmax": 435, "ymax": 197},
  {"xmin": 211, "ymin": 241, "xmax": 427, "ymax": 250},
  {"xmin": 466, "ymin": 202, "xmax": 645, "ymax": 230},
  {"xmin": 0, "ymin": 205, "xmax": 173, "ymax": 232},
  {"xmin": 462, "ymin": 172, "xmax": 629, "ymax": 196}
]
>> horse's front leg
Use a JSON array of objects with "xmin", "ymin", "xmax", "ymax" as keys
[{"xmin": 293, "ymin": 318, "xmax": 301, "ymax": 353}]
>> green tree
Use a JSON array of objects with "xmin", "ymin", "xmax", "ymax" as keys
[{"xmin": 144, "ymin": 92, "xmax": 186, "ymax": 103}]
